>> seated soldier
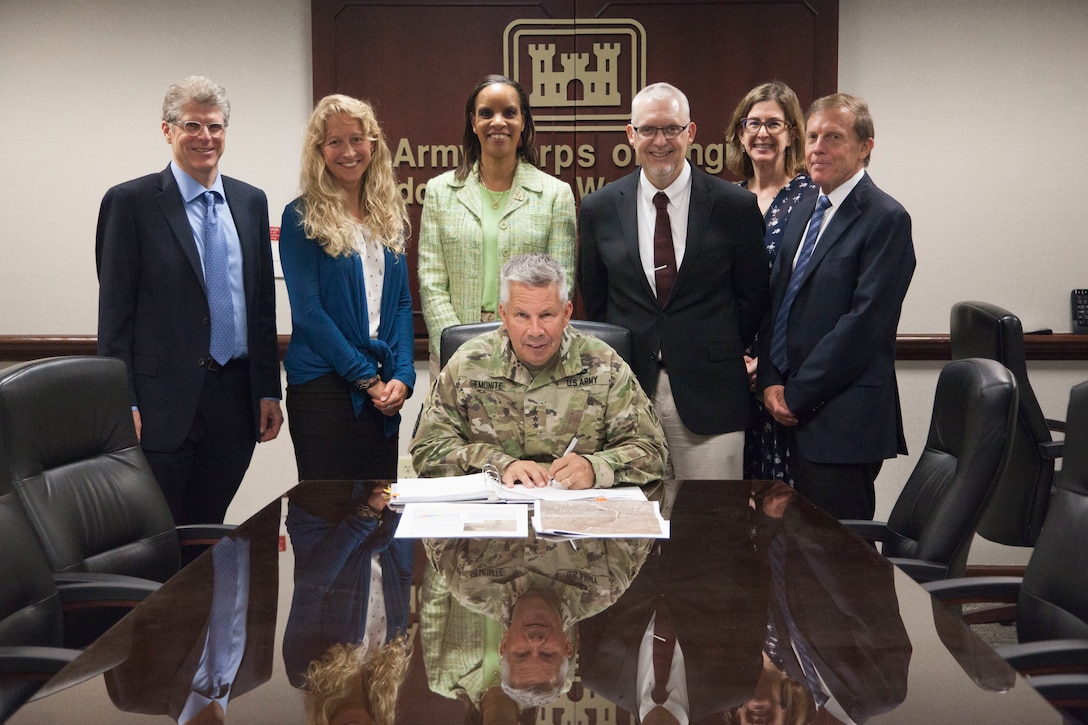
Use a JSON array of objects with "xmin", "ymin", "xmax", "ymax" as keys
[{"xmin": 411, "ymin": 252, "xmax": 668, "ymax": 489}]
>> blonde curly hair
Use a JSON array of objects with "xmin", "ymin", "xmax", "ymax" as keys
[
  {"xmin": 299, "ymin": 94, "xmax": 409, "ymax": 257},
  {"xmin": 304, "ymin": 635, "xmax": 412, "ymax": 725}
]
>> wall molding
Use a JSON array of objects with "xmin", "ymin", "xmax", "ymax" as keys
[{"xmin": 2, "ymin": 334, "xmax": 1086, "ymax": 363}]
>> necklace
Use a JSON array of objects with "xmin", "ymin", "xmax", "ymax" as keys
[{"xmin": 479, "ymin": 178, "xmax": 511, "ymax": 209}]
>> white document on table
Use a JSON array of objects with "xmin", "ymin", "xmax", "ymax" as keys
[{"xmin": 394, "ymin": 502, "xmax": 531, "ymax": 538}]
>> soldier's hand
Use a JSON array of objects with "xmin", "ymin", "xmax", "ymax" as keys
[
  {"xmin": 501, "ymin": 460, "xmax": 552, "ymax": 488},
  {"xmin": 549, "ymin": 453, "xmax": 594, "ymax": 490}
]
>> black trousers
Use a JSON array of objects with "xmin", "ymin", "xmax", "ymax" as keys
[
  {"xmin": 286, "ymin": 373, "xmax": 398, "ymax": 481},
  {"xmin": 144, "ymin": 364, "xmax": 256, "ymax": 525}
]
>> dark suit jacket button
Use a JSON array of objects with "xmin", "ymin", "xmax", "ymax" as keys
[
  {"xmin": 198, "ymin": 358, "xmax": 208, "ymax": 367},
  {"xmin": 202, "ymin": 316, "xmax": 210, "ymax": 325}
]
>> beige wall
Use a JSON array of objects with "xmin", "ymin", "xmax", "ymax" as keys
[{"xmin": 1, "ymin": 0, "xmax": 1086, "ymax": 563}]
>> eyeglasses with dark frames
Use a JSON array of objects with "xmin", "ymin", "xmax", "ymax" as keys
[
  {"xmin": 739, "ymin": 118, "xmax": 789, "ymax": 135},
  {"xmin": 631, "ymin": 123, "xmax": 690, "ymax": 140}
]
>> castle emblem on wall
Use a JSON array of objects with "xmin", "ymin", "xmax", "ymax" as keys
[{"xmin": 504, "ymin": 18, "xmax": 647, "ymax": 132}]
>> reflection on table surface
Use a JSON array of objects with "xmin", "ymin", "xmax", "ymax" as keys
[{"xmin": 11, "ymin": 480, "xmax": 1063, "ymax": 724}]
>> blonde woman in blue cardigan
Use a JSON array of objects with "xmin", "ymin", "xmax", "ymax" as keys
[
  {"xmin": 418, "ymin": 74, "xmax": 576, "ymax": 377},
  {"xmin": 280, "ymin": 95, "xmax": 415, "ymax": 480}
]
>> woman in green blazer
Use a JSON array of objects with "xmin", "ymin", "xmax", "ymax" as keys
[{"xmin": 418, "ymin": 74, "xmax": 576, "ymax": 375}]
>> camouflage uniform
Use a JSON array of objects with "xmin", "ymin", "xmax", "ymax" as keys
[
  {"xmin": 411, "ymin": 326, "xmax": 668, "ymax": 487},
  {"xmin": 423, "ymin": 531, "xmax": 654, "ymax": 631},
  {"xmin": 419, "ymin": 532, "xmax": 652, "ymax": 705}
]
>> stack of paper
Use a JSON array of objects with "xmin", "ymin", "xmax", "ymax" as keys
[
  {"xmin": 390, "ymin": 473, "xmax": 664, "ymax": 539},
  {"xmin": 390, "ymin": 473, "xmax": 497, "ymax": 504}
]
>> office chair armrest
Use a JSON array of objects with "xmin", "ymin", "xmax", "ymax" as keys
[
  {"xmin": 840, "ymin": 519, "xmax": 889, "ymax": 539},
  {"xmin": 176, "ymin": 523, "xmax": 234, "ymax": 547},
  {"xmin": 0, "ymin": 645, "xmax": 81, "ymax": 678},
  {"xmin": 54, "ymin": 577, "xmax": 160, "ymax": 649},
  {"xmin": 1018, "ymin": 673, "xmax": 1088, "ymax": 715},
  {"xmin": 887, "ymin": 557, "xmax": 948, "ymax": 582},
  {"xmin": 1046, "ymin": 418, "xmax": 1066, "ymax": 434},
  {"xmin": 840, "ymin": 519, "xmax": 913, "ymax": 551},
  {"xmin": 55, "ymin": 576, "xmax": 159, "ymax": 606},
  {"xmin": 1040, "ymin": 439, "xmax": 1064, "ymax": 460},
  {"xmin": 53, "ymin": 571, "xmax": 160, "ymax": 587},
  {"xmin": 176, "ymin": 524, "xmax": 235, "ymax": 567},
  {"xmin": 997, "ymin": 639, "xmax": 1088, "ymax": 676},
  {"xmin": 923, "ymin": 575, "xmax": 1023, "ymax": 605}
]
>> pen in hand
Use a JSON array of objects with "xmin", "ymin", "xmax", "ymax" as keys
[{"xmin": 550, "ymin": 437, "xmax": 579, "ymax": 488}]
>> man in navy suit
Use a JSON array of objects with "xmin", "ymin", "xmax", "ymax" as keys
[
  {"xmin": 579, "ymin": 82, "xmax": 768, "ymax": 479},
  {"xmin": 758, "ymin": 94, "xmax": 915, "ymax": 520},
  {"xmin": 96, "ymin": 76, "xmax": 283, "ymax": 525}
]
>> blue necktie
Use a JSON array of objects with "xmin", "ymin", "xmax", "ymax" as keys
[
  {"xmin": 203, "ymin": 191, "xmax": 235, "ymax": 366},
  {"xmin": 206, "ymin": 538, "xmax": 239, "ymax": 699},
  {"xmin": 769, "ymin": 537, "xmax": 829, "ymax": 707},
  {"xmin": 770, "ymin": 195, "xmax": 831, "ymax": 374}
]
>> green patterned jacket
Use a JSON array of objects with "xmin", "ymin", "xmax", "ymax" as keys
[{"xmin": 418, "ymin": 161, "xmax": 576, "ymax": 357}]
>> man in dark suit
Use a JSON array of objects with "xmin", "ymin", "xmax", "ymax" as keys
[
  {"xmin": 97, "ymin": 76, "xmax": 283, "ymax": 524},
  {"xmin": 758, "ymin": 93, "xmax": 916, "ymax": 520},
  {"xmin": 579, "ymin": 82, "xmax": 769, "ymax": 479}
]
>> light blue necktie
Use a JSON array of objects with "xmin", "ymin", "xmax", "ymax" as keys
[
  {"xmin": 770, "ymin": 195, "xmax": 832, "ymax": 373},
  {"xmin": 206, "ymin": 538, "xmax": 239, "ymax": 699},
  {"xmin": 203, "ymin": 190, "xmax": 235, "ymax": 366}
]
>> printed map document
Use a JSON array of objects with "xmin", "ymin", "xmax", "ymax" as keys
[{"xmin": 532, "ymin": 499, "xmax": 669, "ymax": 539}]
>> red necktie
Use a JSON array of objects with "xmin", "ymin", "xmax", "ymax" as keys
[
  {"xmin": 653, "ymin": 192, "xmax": 677, "ymax": 308},
  {"xmin": 651, "ymin": 602, "xmax": 676, "ymax": 704}
]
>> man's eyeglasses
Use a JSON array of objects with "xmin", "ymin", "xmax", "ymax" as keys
[
  {"xmin": 739, "ymin": 118, "xmax": 789, "ymax": 135},
  {"xmin": 171, "ymin": 120, "xmax": 227, "ymax": 137},
  {"xmin": 631, "ymin": 124, "xmax": 690, "ymax": 140}
]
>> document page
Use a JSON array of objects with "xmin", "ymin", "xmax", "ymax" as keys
[
  {"xmin": 394, "ymin": 502, "xmax": 531, "ymax": 538},
  {"xmin": 532, "ymin": 499, "xmax": 669, "ymax": 538}
]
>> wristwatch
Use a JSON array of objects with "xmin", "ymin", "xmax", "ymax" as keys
[{"xmin": 354, "ymin": 375, "xmax": 380, "ymax": 391}]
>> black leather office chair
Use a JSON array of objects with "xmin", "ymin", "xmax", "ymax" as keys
[
  {"xmin": 0, "ymin": 357, "xmax": 229, "ymax": 586},
  {"xmin": 438, "ymin": 320, "xmax": 633, "ymax": 369},
  {"xmin": 926, "ymin": 380, "xmax": 1088, "ymax": 722},
  {"xmin": 0, "ymin": 482, "xmax": 78, "ymax": 720},
  {"xmin": 0, "ymin": 464, "xmax": 152, "ymax": 715},
  {"xmin": 950, "ymin": 301, "xmax": 1064, "ymax": 548},
  {"xmin": 843, "ymin": 358, "xmax": 1018, "ymax": 582}
]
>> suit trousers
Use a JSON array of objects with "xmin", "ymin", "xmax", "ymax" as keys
[
  {"xmin": 286, "ymin": 373, "xmax": 398, "ymax": 481},
  {"xmin": 652, "ymin": 367, "xmax": 743, "ymax": 479},
  {"xmin": 787, "ymin": 434, "xmax": 881, "ymax": 520},
  {"xmin": 143, "ymin": 364, "xmax": 256, "ymax": 525}
]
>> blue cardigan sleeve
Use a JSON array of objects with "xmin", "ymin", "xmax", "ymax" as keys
[{"xmin": 380, "ymin": 248, "xmax": 417, "ymax": 392}]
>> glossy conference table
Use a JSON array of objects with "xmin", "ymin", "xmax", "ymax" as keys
[{"xmin": 11, "ymin": 479, "xmax": 1066, "ymax": 724}]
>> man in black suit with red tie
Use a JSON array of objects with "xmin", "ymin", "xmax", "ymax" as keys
[
  {"xmin": 97, "ymin": 76, "xmax": 283, "ymax": 524},
  {"xmin": 758, "ymin": 93, "xmax": 915, "ymax": 520},
  {"xmin": 579, "ymin": 82, "xmax": 768, "ymax": 479}
]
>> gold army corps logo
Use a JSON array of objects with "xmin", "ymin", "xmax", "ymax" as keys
[{"xmin": 504, "ymin": 18, "xmax": 648, "ymax": 132}]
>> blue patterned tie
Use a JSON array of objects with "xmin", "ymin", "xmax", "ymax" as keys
[
  {"xmin": 769, "ymin": 537, "xmax": 829, "ymax": 707},
  {"xmin": 203, "ymin": 191, "xmax": 235, "ymax": 366},
  {"xmin": 770, "ymin": 195, "xmax": 832, "ymax": 373}
]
